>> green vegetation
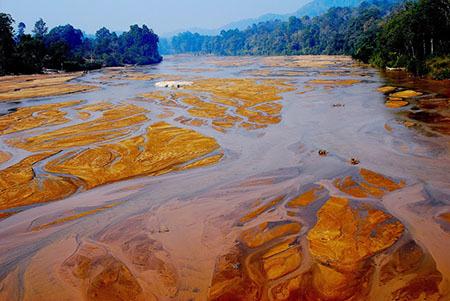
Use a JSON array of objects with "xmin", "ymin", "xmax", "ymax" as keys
[
  {"xmin": 167, "ymin": 0, "xmax": 449, "ymax": 79},
  {"xmin": 1, "ymin": 0, "xmax": 448, "ymax": 78},
  {"xmin": 0, "ymin": 15, "xmax": 162, "ymax": 75},
  {"xmin": 370, "ymin": 0, "xmax": 449, "ymax": 77},
  {"xmin": 426, "ymin": 56, "xmax": 450, "ymax": 80},
  {"xmin": 167, "ymin": 1, "xmax": 397, "ymax": 56}
]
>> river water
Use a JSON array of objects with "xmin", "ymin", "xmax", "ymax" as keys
[{"xmin": 0, "ymin": 55, "xmax": 449, "ymax": 301}]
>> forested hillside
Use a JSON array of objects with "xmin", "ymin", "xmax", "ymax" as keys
[
  {"xmin": 0, "ymin": 15, "xmax": 162, "ymax": 75},
  {"xmin": 167, "ymin": 0, "xmax": 450, "ymax": 78},
  {"xmin": 180, "ymin": 0, "xmax": 400, "ymax": 34}
]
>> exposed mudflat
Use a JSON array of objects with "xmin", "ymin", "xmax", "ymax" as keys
[{"xmin": 0, "ymin": 55, "xmax": 449, "ymax": 301}]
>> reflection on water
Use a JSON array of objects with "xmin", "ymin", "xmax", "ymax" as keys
[{"xmin": 0, "ymin": 55, "xmax": 449, "ymax": 300}]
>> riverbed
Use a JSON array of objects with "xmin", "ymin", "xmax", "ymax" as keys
[{"xmin": 0, "ymin": 55, "xmax": 449, "ymax": 301}]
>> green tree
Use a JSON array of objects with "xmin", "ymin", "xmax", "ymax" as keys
[
  {"xmin": 45, "ymin": 24, "xmax": 83, "ymax": 50},
  {"xmin": 119, "ymin": 24, "xmax": 161, "ymax": 65},
  {"xmin": 15, "ymin": 34, "xmax": 45, "ymax": 73},
  {"xmin": 0, "ymin": 13, "xmax": 16, "ymax": 75},
  {"xmin": 372, "ymin": 0, "xmax": 450, "ymax": 75},
  {"xmin": 16, "ymin": 22, "xmax": 26, "ymax": 42},
  {"xmin": 33, "ymin": 18, "xmax": 48, "ymax": 39}
]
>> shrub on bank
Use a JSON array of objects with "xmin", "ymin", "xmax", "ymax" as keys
[{"xmin": 426, "ymin": 56, "xmax": 450, "ymax": 80}]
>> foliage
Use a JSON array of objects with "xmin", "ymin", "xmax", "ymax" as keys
[
  {"xmin": 119, "ymin": 25, "xmax": 161, "ymax": 65},
  {"xmin": 16, "ymin": 22, "xmax": 25, "ymax": 42},
  {"xmin": 167, "ymin": 2, "xmax": 395, "ymax": 56},
  {"xmin": 1, "ymin": 0, "xmax": 448, "ymax": 78},
  {"xmin": 0, "ymin": 13, "xmax": 15, "ymax": 74},
  {"xmin": 0, "ymin": 14, "xmax": 162, "ymax": 75},
  {"xmin": 14, "ymin": 34, "xmax": 45, "ymax": 73},
  {"xmin": 158, "ymin": 37, "xmax": 174, "ymax": 55},
  {"xmin": 426, "ymin": 56, "xmax": 450, "ymax": 80},
  {"xmin": 32, "ymin": 18, "xmax": 48, "ymax": 39},
  {"xmin": 372, "ymin": 0, "xmax": 450, "ymax": 76},
  {"xmin": 167, "ymin": 0, "xmax": 449, "ymax": 78}
]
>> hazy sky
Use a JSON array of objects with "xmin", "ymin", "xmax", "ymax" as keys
[{"xmin": 0, "ymin": 0, "xmax": 306, "ymax": 35}]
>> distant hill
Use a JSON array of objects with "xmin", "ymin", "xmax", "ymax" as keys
[
  {"xmin": 166, "ymin": 0, "xmax": 401, "ymax": 36},
  {"xmin": 295, "ymin": 0, "xmax": 400, "ymax": 16},
  {"xmin": 294, "ymin": 0, "xmax": 362, "ymax": 17},
  {"xmin": 222, "ymin": 0, "xmax": 402, "ymax": 31},
  {"xmin": 217, "ymin": 13, "xmax": 288, "ymax": 33}
]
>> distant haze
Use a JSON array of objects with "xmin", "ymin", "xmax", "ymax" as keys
[{"xmin": 0, "ymin": 0, "xmax": 308, "ymax": 35}]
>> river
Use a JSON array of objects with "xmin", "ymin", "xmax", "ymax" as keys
[{"xmin": 0, "ymin": 55, "xmax": 449, "ymax": 301}]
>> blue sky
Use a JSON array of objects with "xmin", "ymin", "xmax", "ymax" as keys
[{"xmin": 0, "ymin": 0, "xmax": 307, "ymax": 35}]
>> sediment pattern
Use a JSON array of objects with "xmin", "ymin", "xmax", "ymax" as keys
[
  {"xmin": 0, "ymin": 56, "xmax": 449, "ymax": 301},
  {"xmin": 45, "ymin": 122, "xmax": 221, "ymax": 189},
  {"xmin": 0, "ymin": 79, "xmax": 222, "ymax": 214},
  {"xmin": 208, "ymin": 169, "xmax": 445, "ymax": 301},
  {"xmin": 378, "ymin": 84, "xmax": 450, "ymax": 134},
  {"xmin": 0, "ymin": 100, "xmax": 83, "ymax": 135},
  {"xmin": 141, "ymin": 78, "xmax": 295, "ymax": 132},
  {"xmin": 0, "ymin": 73, "xmax": 96, "ymax": 101},
  {"xmin": 0, "ymin": 152, "xmax": 79, "ymax": 210}
]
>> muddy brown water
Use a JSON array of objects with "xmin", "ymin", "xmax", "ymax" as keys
[{"xmin": 0, "ymin": 55, "xmax": 449, "ymax": 301}]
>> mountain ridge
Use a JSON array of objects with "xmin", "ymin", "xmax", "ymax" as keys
[{"xmin": 162, "ymin": 0, "xmax": 399, "ymax": 37}]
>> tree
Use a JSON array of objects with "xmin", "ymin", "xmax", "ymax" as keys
[
  {"xmin": 15, "ymin": 34, "xmax": 45, "ymax": 73},
  {"xmin": 167, "ymin": 0, "xmax": 417, "ymax": 61},
  {"xmin": 33, "ymin": 18, "xmax": 48, "ymax": 39},
  {"xmin": 44, "ymin": 41, "xmax": 69, "ymax": 70},
  {"xmin": 16, "ymin": 22, "xmax": 26, "ymax": 42},
  {"xmin": 0, "ymin": 12, "xmax": 163, "ymax": 75},
  {"xmin": 0, "ymin": 13, "xmax": 16, "ymax": 75},
  {"xmin": 372, "ymin": 0, "xmax": 450, "ymax": 74},
  {"xmin": 42, "ymin": 25, "xmax": 84, "ymax": 70},
  {"xmin": 345, "ymin": 6, "xmax": 382, "ymax": 62},
  {"xmin": 94, "ymin": 27, "xmax": 117, "ymax": 55},
  {"xmin": 45, "ymin": 24, "xmax": 83, "ymax": 50},
  {"xmin": 119, "ymin": 24, "xmax": 161, "ymax": 65}
]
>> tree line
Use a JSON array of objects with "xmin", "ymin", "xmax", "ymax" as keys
[
  {"xmin": 0, "ymin": 15, "xmax": 162, "ymax": 75},
  {"xmin": 167, "ymin": 0, "xmax": 449, "ymax": 78}
]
